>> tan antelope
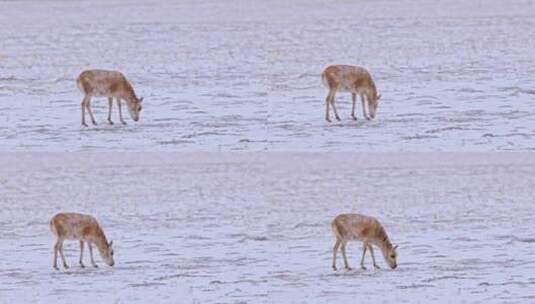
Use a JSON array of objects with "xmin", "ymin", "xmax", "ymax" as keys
[
  {"xmin": 321, "ymin": 65, "xmax": 381, "ymax": 122},
  {"xmin": 331, "ymin": 213, "xmax": 397, "ymax": 271},
  {"xmin": 76, "ymin": 69, "xmax": 143, "ymax": 126},
  {"xmin": 50, "ymin": 212, "xmax": 115, "ymax": 270}
]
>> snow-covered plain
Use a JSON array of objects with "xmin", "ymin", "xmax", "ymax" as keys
[
  {"xmin": 1, "ymin": 0, "xmax": 535, "ymax": 151},
  {"xmin": 1, "ymin": 153, "xmax": 534, "ymax": 303},
  {"xmin": 1, "ymin": 0, "xmax": 535, "ymax": 303}
]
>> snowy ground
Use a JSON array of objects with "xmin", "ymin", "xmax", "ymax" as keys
[
  {"xmin": 1, "ymin": 153, "xmax": 534, "ymax": 303},
  {"xmin": 1, "ymin": 0, "xmax": 534, "ymax": 303},
  {"xmin": 1, "ymin": 0, "xmax": 535, "ymax": 151}
]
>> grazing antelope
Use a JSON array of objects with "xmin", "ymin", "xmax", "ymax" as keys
[
  {"xmin": 50, "ymin": 212, "xmax": 115, "ymax": 270},
  {"xmin": 76, "ymin": 69, "xmax": 143, "ymax": 126},
  {"xmin": 321, "ymin": 65, "xmax": 381, "ymax": 122},
  {"xmin": 331, "ymin": 213, "xmax": 397, "ymax": 271}
]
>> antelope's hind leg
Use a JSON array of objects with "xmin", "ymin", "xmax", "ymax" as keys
[
  {"xmin": 53, "ymin": 240, "xmax": 60, "ymax": 270},
  {"xmin": 58, "ymin": 241, "xmax": 69, "ymax": 269},
  {"xmin": 330, "ymin": 91, "xmax": 341, "ymax": 121},
  {"xmin": 81, "ymin": 95, "xmax": 89, "ymax": 127},
  {"xmin": 85, "ymin": 97, "xmax": 98, "ymax": 125},
  {"xmin": 332, "ymin": 239, "xmax": 341, "ymax": 270},
  {"xmin": 325, "ymin": 91, "xmax": 333, "ymax": 122}
]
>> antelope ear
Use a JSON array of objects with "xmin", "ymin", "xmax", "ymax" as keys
[{"xmin": 139, "ymin": 97, "xmax": 144, "ymax": 103}]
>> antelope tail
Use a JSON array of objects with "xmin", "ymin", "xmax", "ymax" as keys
[
  {"xmin": 76, "ymin": 75, "xmax": 89, "ymax": 95},
  {"xmin": 321, "ymin": 71, "xmax": 328, "ymax": 88},
  {"xmin": 49, "ymin": 219, "xmax": 57, "ymax": 235},
  {"xmin": 331, "ymin": 220, "xmax": 345, "ymax": 240}
]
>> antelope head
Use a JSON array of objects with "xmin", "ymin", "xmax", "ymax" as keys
[
  {"xmin": 369, "ymin": 93, "xmax": 381, "ymax": 119},
  {"xmin": 100, "ymin": 240, "xmax": 115, "ymax": 267},
  {"xmin": 127, "ymin": 97, "xmax": 143, "ymax": 122},
  {"xmin": 382, "ymin": 244, "xmax": 398, "ymax": 269}
]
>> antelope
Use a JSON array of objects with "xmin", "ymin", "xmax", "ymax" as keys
[
  {"xmin": 321, "ymin": 65, "xmax": 381, "ymax": 122},
  {"xmin": 50, "ymin": 212, "xmax": 115, "ymax": 270},
  {"xmin": 331, "ymin": 213, "xmax": 398, "ymax": 271},
  {"xmin": 76, "ymin": 69, "xmax": 143, "ymax": 126}
]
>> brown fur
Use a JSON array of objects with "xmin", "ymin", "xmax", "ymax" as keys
[
  {"xmin": 321, "ymin": 65, "xmax": 381, "ymax": 122},
  {"xmin": 76, "ymin": 69, "xmax": 143, "ymax": 126},
  {"xmin": 331, "ymin": 213, "xmax": 397, "ymax": 271},
  {"xmin": 50, "ymin": 212, "xmax": 115, "ymax": 270}
]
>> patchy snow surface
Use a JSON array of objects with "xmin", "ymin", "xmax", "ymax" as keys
[
  {"xmin": 1, "ymin": 0, "xmax": 535, "ymax": 151},
  {"xmin": 1, "ymin": 153, "xmax": 534, "ymax": 303}
]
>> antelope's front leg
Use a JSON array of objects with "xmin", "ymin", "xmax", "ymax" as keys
[
  {"xmin": 88, "ymin": 243, "xmax": 98, "ymax": 268},
  {"xmin": 117, "ymin": 98, "xmax": 127, "ymax": 125},
  {"xmin": 360, "ymin": 243, "xmax": 368, "ymax": 270},
  {"xmin": 107, "ymin": 97, "xmax": 114, "ymax": 125},
  {"xmin": 361, "ymin": 95, "xmax": 370, "ymax": 120},
  {"xmin": 341, "ymin": 242, "xmax": 352, "ymax": 270},
  {"xmin": 351, "ymin": 93, "xmax": 357, "ymax": 120},
  {"xmin": 368, "ymin": 245, "xmax": 380, "ymax": 270},
  {"xmin": 79, "ymin": 241, "xmax": 85, "ymax": 268}
]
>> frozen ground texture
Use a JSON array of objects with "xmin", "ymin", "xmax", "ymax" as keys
[
  {"xmin": 1, "ymin": 0, "xmax": 535, "ymax": 151},
  {"xmin": 1, "ymin": 153, "xmax": 534, "ymax": 303}
]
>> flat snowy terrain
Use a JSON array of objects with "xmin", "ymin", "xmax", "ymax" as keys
[
  {"xmin": 1, "ymin": 0, "xmax": 534, "ymax": 303},
  {"xmin": 1, "ymin": 153, "xmax": 534, "ymax": 303},
  {"xmin": 1, "ymin": 0, "xmax": 535, "ymax": 151}
]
